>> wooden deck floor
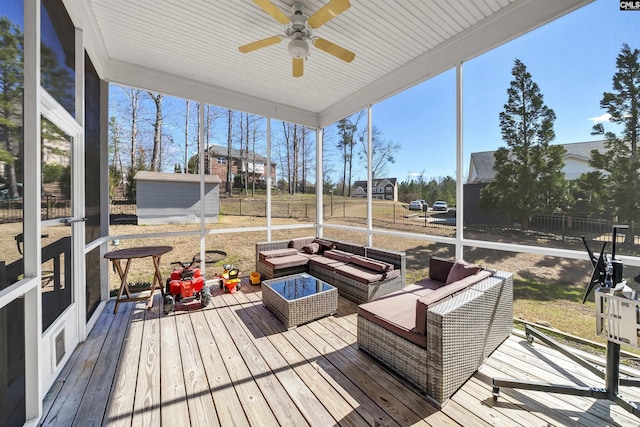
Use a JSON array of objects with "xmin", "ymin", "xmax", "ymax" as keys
[{"xmin": 40, "ymin": 283, "xmax": 640, "ymax": 426}]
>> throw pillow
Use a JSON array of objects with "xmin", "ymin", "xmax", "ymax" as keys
[
  {"xmin": 445, "ymin": 260, "xmax": 481, "ymax": 285},
  {"xmin": 313, "ymin": 238, "xmax": 334, "ymax": 253},
  {"xmin": 302, "ymin": 242, "xmax": 320, "ymax": 254},
  {"xmin": 288, "ymin": 237, "xmax": 311, "ymax": 251},
  {"xmin": 350, "ymin": 255, "xmax": 392, "ymax": 272}
]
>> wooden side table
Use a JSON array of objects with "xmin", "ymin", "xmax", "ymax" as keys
[{"xmin": 104, "ymin": 245, "xmax": 173, "ymax": 313}]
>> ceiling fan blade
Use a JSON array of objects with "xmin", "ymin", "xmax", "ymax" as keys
[
  {"xmin": 308, "ymin": 0, "xmax": 350, "ymax": 29},
  {"xmin": 252, "ymin": 0, "xmax": 290, "ymax": 24},
  {"xmin": 293, "ymin": 58, "xmax": 303, "ymax": 77},
  {"xmin": 313, "ymin": 38, "xmax": 355, "ymax": 62},
  {"xmin": 238, "ymin": 36, "xmax": 282, "ymax": 53}
]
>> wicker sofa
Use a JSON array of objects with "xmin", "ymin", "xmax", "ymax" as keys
[
  {"xmin": 357, "ymin": 257, "xmax": 513, "ymax": 406},
  {"xmin": 255, "ymin": 236, "xmax": 406, "ymax": 304}
]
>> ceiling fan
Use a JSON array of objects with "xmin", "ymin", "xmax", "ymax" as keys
[{"xmin": 239, "ymin": 0, "xmax": 355, "ymax": 77}]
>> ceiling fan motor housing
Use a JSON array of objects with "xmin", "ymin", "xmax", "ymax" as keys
[
  {"xmin": 286, "ymin": 2, "xmax": 312, "ymax": 59},
  {"xmin": 288, "ymin": 37, "xmax": 308, "ymax": 59}
]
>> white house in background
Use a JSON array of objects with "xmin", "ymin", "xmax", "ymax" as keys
[
  {"xmin": 467, "ymin": 140, "xmax": 606, "ymax": 184},
  {"xmin": 352, "ymin": 178, "xmax": 398, "ymax": 201}
]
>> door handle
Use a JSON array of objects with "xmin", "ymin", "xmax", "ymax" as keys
[{"xmin": 61, "ymin": 217, "xmax": 87, "ymax": 225}]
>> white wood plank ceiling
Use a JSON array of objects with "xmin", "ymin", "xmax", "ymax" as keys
[{"xmin": 73, "ymin": 0, "xmax": 593, "ymax": 127}]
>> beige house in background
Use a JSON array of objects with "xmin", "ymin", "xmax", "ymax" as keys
[
  {"xmin": 464, "ymin": 140, "xmax": 607, "ymax": 225},
  {"xmin": 467, "ymin": 140, "xmax": 606, "ymax": 184},
  {"xmin": 352, "ymin": 178, "xmax": 398, "ymax": 201}
]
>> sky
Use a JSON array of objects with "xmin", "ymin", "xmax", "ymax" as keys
[
  {"xmin": 371, "ymin": 0, "xmax": 640, "ymax": 183},
  {"xmin": 3, "ymin": 0, "xmax": 638, "ymax": 187}
]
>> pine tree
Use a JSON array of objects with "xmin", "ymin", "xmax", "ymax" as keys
[
  {"xmin": 481, "ymin": 59, "xmax": 566, "ymax": 228},
  {"xmin": 0, "ymin": 17, "xmax": 23, "ymax": 199},
  {"xmin": 589, "ymin": 44, "xmax": 640, "ymax": 238}
]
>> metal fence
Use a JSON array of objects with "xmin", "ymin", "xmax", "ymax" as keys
[{"xmin": 0, "ymin": 197, "xmax": 72, "ymax": 223}]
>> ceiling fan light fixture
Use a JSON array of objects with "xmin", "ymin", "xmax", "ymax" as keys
[{"xmin": 288, "ymin": 37, "xmax": 308, "ymax": 59}]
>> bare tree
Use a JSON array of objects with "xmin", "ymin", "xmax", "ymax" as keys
[
  {"xmin": 147, "ymin": 92, "xmax": 163, "ymax": 171},
  {"xmin": 123, "ymin": 88, "xmax": 143, "ymax": 171},
  {"xmin": 184, "ymin": 99, "xmax": 190, "ymax": 173},
  {"xmin": 280, "ymin": 122, "xmax": 301, "ymax": 194},
  {"xmin": 358, "ymin": 125, "xmax": 400, "ymax": 179},
  {"xmin": 109, "ymin": 116, "xmax": 124, "ymax": 187},
  {"xmin": 336, "ymin": 111, "xmax": 363, "ymax": 196},
  {"xmin": 226, "ymin": 109, "xmax": 234, "ymax": 195}
]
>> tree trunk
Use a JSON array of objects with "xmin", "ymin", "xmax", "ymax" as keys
[
  {"xmin": 226, "ymin": 109, "xmax": 233, "ymax": 195},
  {"xmin": 184, "ymin": 100, "xmax": 189, "ymax": 173},
  {"xmin": 148, "ymin": 92, "xmax": 163, "ymax": 171},
  {"xmin": 292, "ymin": 125, "xmax": 298, "ymax": 195}
]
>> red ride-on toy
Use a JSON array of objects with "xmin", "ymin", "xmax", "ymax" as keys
[{"xmin": 163, "ymin": 257, "xmax": 211, "ymax": 314}]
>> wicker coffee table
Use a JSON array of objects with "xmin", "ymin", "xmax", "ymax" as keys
[{"xmin": 263, "ymin": 273, "xmax": 338, "ymax": 329}]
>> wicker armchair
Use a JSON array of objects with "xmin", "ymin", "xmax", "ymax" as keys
[{"xmin": 357, "ymin": 271, "xmax": 513, "ymax": 406}]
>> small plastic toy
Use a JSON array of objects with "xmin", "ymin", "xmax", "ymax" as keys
[
  {"xmin": 163, "ymin": 257, "xmax": 211, "ymax": 314},
  {"xmin": 220, "ymin": 264, "xmax": 241, "ymax": 294}
]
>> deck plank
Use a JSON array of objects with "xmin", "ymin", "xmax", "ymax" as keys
[
  {"xmin": 233, "ymin": 296, "xmax": 371, "ymax": 427},
  {"xmin": 103, "ymin": 303, "xmax": 146, "ymax": 427},
  {"xmin": 189, "ymin": 310, "xmax": 250, "ymax": 426},
  {"xmin": 217, "ymin": 295, "xmax": 331, "ymax": 425},
  {"xmin": 40, "ymin": 300, "xmax": 116, "ymax": 426},
  {"xmin": 297, "ymin": 321, "xmax": 435, "ymax": 426},
  {"xmin": 131, "ymin": 295, "xmax": 162, "ymax": 427},
  {"xmin": 41, "ymin": 286, "xmax": 640, "ymax": 427},
  {"xmin": 249, "ymin": 301, "xmax": 403, "ymax": 427},
  {"xmin": 484, "ymin": 341, "xmax": 638, "ymax": 426},
  {"xmin": 204, "ymin": 294, "xmax": 283, "ymax": 426},
  {"xmin": 174, "ymin": 310, "xmax": 220, "ymax": 426},
  {"xmin": 71, "ymin": 300, "xmax": 134, "ymax": 426}
]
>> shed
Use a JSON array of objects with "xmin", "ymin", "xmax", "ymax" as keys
[{"xmin": 134, "ymin": 171, "xmax": 221, "ymax": 225}]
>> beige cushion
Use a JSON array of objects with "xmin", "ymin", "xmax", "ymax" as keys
[
  {"xmin": 334, "ymin": 264, "xmax": 400, "ymax": 284},
  {"xmin": 264, "ymin": 254, "xmax": 309, "ymax": 270},
  {"xmin": 445, "ymin": 260, "xmax": 482, "ymax": 285},
  {"xmin": 259, "ymin": 248, "xmax": 299, "ymax": 262},
  {"xmin": 323, "ymin": 249, "xmax": 353, "ymax": 263},
  {"xmin": 404, "ymin": 279, "xmax": 443, "ymax": 296},
  {"xmin": 288, "ymin": 237, "xmax": 314, "ymax": 251},
  {"xmin": 349, "ymin": 255, "xmax": 393, "ymax": 272},
  {"xmin": 358, "ymin": 292, "xmax": 427, "ymax": 348},
  {"xmin": 309, "ymin": 256, "xmax": 346, "ymax": 268},
  {"xmin": 415, "ymin": 270, "xmax": 492, "ymax": 334}
]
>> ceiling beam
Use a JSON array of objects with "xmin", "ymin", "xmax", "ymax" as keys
[{"xmin": 105, "ymin": 59, "xmax": 320, "ymax": 128}]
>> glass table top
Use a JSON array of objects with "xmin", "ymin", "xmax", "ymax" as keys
[{"xmin": 267, "ymin": 273, "xmax": 333, "ymax": 301}]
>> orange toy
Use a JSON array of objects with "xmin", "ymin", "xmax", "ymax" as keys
[{"xmin": 220, "ymin": 266, "xmax": 241, "ymax": 294}]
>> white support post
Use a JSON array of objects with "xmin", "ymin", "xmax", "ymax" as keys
[
  {"xmin": 455, "ymin": 62, "xmax": 464, "ymax": 260},
  {"xmin": 24, "ymin": 0, "xmax": 42, "ymax": 421},
  {"xmin": 266, "ymin": 118, "xmax": 272, "ymax": 241},
  {"xmin": 99, "ymin": 79, "xmax": 109, "ymax": 303},
  {"xmin": 367, "ymin": 106, "xmax": 373, "ymax": 247},
  {"xmin": 74, "ymin": 26, "xmax": 87, "ymax": 340},
  {"xmin": 316, "ymin": 128, "xmax": 323, "ymax": 237},
  {"xmin": 199, "ymin": 103, "xmax": 206, "ymax": 276}
]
